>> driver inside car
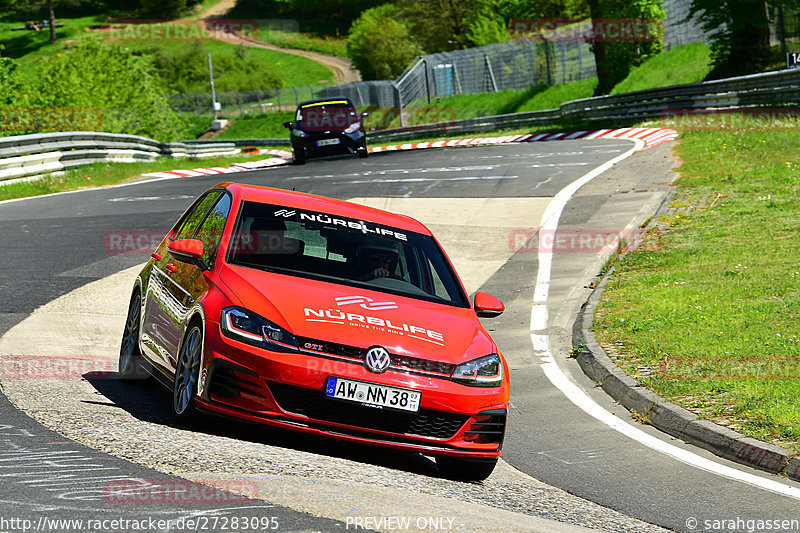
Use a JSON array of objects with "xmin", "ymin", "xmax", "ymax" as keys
[{"xmin": 356, "ymin": 242, "xmax": 400, "ymax": 280}]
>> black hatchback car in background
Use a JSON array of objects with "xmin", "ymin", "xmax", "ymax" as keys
[{"xmin": 283, "ymin": 97, "xmax": 369, "ymax": 164}]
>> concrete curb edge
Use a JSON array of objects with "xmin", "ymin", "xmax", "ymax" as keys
[{"xmin": 573, "ymin": 270, "xmax": 800, "ymax": 481}]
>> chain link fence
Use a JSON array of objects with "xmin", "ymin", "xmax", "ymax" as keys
[{"xmin": 172, "ymin": 38, "xmax": 596, "ymax": 122}]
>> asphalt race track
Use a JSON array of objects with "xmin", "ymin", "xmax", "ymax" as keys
[{"xmin": 1, "ymin": 141, "xmax": 799, "ymax": 532}]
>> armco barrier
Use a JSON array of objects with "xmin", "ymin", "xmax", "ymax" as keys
[
  {"xmin": 4, "ymin": 68, "xmax": 799, "ymax": 181},
  {"xmin": 0, "ymin": 132, "xmax": 239, "ymax": 183},
  {"xmin": 185, "ymin": 68, "xmax": 800, "ymax": 147}
]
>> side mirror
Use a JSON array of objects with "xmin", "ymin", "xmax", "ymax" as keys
[
  {"xmin": 282, "ymin": 121, "xmax": 292, "ymax": 129},
  {"xmin": 474, "ymin": 292, "xmax": 504, "ymax": 318},
  {"xmin": 168, "ymin": 239, "xmax": 208, "ymax": 270}
]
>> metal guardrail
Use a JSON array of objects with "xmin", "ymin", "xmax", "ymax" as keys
[
  {"xmin": 189, "ymin": 68, "xmax": 800, "ymax": 147},
  {"xmin": 0, "ymin": 132, "xmax": 239, "ymax": 183},
  {"xmin": 371, "ymin": 68, "xmax": 800, "ymax": 142},
  {"xmin": 3, "ymin": 68, "xmax": 798, "ymax": 181}
]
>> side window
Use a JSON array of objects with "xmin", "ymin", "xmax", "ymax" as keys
[
  {"xmin": 195, "ymin": 194, "xmax": 232, "ymax": 267},
  {"xmin": 173, "ymin": 192, "xmax": 221, "ymax": 241}
]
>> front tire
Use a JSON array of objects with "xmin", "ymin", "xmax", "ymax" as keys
[
  {"xmin": 173, "ymin": 324, "xmax": 202, "ymax": 424},
  {"xmin": 435, "ymin": 456, "xmax": 498, "ymax": 482},
  {"xmin": 119, "ymin": 291, "xmax": 147, "ymax": 383}
]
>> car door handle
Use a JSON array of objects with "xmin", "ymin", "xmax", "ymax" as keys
[
  {"xmin": 165, "ymin": 263, "xmax": 177, "ymax": 274},
  {"xmin": 151, "ymin": 252, "xmax": 162, "ymax": 261}
]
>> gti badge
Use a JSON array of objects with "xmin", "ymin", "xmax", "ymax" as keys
[{"xmin": 365, "ymin": 346, "xmax": 391, "ymax": 374}]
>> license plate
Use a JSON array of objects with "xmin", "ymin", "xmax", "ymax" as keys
[
  {"xmin": 325, "ymin": 377, "xmax": 421, "ymax": 412},
  {"xmin": 316, "ymin": 138, "xmax": 340, "ymax": 147}
]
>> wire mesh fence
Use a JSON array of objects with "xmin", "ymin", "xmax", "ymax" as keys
[{"xmin": 172, "ymin": 38, "xmax": 597, "ymax": 121}]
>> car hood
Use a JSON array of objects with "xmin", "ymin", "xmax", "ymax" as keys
[{"xmin": 219, "ymin": 265, "xmax": 495, "ymax": 364}]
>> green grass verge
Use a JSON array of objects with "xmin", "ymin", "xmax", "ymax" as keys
[
  {"xmin": 118, "ymin": 40, "xmax": 334, "ymax": 90},
  {"xmin": 250, "ymin": 29, "xmax": 347, "ymax": 57},
  {"xmin": 610, "ymin": 42, "xmax": 712, "ymax": 94},
  {"xmin": 0, "ymin": 153, "xmax": 283, "ymax": 202},
  {"xmin": 594, "ymin": 114, "xmax": 800, "ymax": 452},
  {"xmin": 217, "ymin": 111, "xmax": 294, "ymax": 139}
]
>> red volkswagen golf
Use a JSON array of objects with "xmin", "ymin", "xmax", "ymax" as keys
[{"xmin": 119, "ymin": 183, "xmax": 509, "ymax": 480}]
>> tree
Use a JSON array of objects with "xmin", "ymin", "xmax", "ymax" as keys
[
  {"xmin": 48, "ymin": 0, "xmax": 56, "ymax": 44},
  {"xmin": 588, "ymin": 0, "xmax": 664, "ymax": 95},
  {"xmin": 140, "ymin": 0, "xmax": 187, "ymax": 18},
  {"xmin": 399, "ymin": 0, "xmax": 511, "ymax": 51},
  {"xmin": 499, "ymin": 0, "xmax": 589, "ymax": 19},
  {"xmin": 347, "ymin": 4, "xmax": 423, "ymax": 80},
  {"xmin": 687, "ymin": 0, "xmax": 772, "ymax": 78}
]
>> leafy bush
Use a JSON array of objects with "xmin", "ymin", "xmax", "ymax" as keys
[
  {"xmin": 8, "ymin": 40, "xmax": 185, "ymax": 140},
  {"xmin": 0, "ymin": 56, "xmax": 22, "ymax": 106},
  {"xmin": 147, "ymin": 43, "xmax": 285, "ymax": 93},
  {"xmin": 347, "ymin": 4, "xmax": 422, "ymax": 80}
]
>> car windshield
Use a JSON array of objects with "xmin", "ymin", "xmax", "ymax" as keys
[
  {"xmin": 227, "ymin": 201, "xmax": 469, "ymax": 307},
  {"xmin": 296, "ymin": 102, "xmax": 360, "ymax": 132}
]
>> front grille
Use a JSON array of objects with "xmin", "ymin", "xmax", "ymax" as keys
[
  {"xmin": 268, "ymin": 381, "xmax": 468, "ymax": 439},
  {"xmin": 295, "ymin": 337, "xmax": 455, "ymax": 376},
  {"xmin": 391, "ymin": 354, "xmax": 454, "ymax": 375}
]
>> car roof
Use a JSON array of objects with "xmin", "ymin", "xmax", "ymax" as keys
[
  {"xmin": 216, "ymin": 183, "xmax": 432, "ymax": 235},
  {"xmin": 297, "ymin": 97, "xmax": 356, "ymax": 109}
]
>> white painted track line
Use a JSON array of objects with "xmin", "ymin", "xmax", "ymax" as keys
[{"xmin": 529, "ymin": 139, "xmax": 800, "ymax": 501}]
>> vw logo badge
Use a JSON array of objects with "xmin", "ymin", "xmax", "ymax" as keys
[{"xmin": 365, "ymin": 346, "xmax": 391, "ymax": 374}]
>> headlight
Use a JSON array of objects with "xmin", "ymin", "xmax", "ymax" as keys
[
  {"xmin": 344, "ymin": 122, "xmax": 361, "ymax": 134},
  {"xmin": 292, "ymin": 129, "xmax": 307, "ymax": 138},
  {"xmin": 451, "ymin": 354, "xmax": 503, "ymax": 387},
  {"xmin": 221, "ymin": 307, "xmax": 299, "ymax": 352}
]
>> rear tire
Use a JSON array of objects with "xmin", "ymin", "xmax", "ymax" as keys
[
  {"xmin": 357, "ymin": 148, "xmax": 369, "ymax": 159},
  {"xmin": 119, "ymin": 291, "xmax": 148, "ymax": 383},
  {"xmin": 173, "ymin": 323, "xmax": 202, "ymax": 424},
  {"xmin": 435, "ymin": 456, "xmax": 498, "ymax": 482}
]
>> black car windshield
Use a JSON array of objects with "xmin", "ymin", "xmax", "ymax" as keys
[
  {"xmin": 228, "ymin": 201, "xmax": 470, "ymax": 308},
  {"xmin": 296, "ymin": 102, "xmax": 359, "ymax": 132}
]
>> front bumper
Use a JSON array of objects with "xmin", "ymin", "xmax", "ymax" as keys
[
  {"xmin": 197, "ymin": 321, "xmax": 508, "ymax": 458},
  {"xmin": 292, "ymin": 131, "xmax": 367, "ymax": 159}
]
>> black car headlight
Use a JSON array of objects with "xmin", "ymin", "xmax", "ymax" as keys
[
  {"xmin": 451, "ymin": 354, "xmax": 504, "ymax": 387},
  {"xmin": 292, "ymin": 130, "xmax": 307, "ymax": 138},
  {"xmin": 221, "ymin": 307, "xmax": 299, "ymax": 352}
]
